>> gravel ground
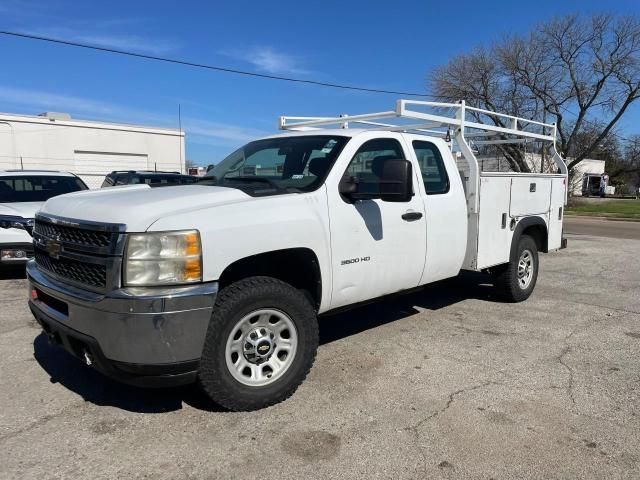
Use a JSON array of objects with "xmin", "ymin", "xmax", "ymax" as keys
[{"xmin": 1, "ymin": 231, "xmax": 639, "ymax": 480}]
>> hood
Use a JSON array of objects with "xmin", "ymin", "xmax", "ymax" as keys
[
  {"xmin": 40, "ymin": 184, "xmax": 254, "ymax": 231},
  {"xmin": 0, "ymin": 202, "xmax": 43, "ymax": 219}
]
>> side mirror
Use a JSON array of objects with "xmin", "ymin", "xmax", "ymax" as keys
[{"xmin": 379, "ymin": 159, "xmax": 413, "ymax": 202}]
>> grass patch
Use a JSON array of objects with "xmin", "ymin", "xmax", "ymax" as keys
[{"xmin": 566, "ymin": 200, "xmax": 640, "ymax": 219}]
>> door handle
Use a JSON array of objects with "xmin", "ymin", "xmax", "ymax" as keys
[{"xmin": 401, "ymin": 211, "xmax": 423, "ymax": 221}]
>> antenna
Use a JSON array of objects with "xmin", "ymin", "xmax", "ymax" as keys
[
  {"xmin": 20, "ymin": 156, "xmax": 24, "ymax": 170},
  {"xmin": 178, "ymin": 104, "xmax": 184, "ymax": 174}
]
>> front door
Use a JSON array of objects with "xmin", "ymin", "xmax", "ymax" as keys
[{"xmin": 327, "ymin": 136, "xmax": 427, "ymax": 309}]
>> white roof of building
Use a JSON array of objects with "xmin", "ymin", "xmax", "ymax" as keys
[{"xmin": 0, "ymin": 111, "xmax": 183, "ymax": 137}]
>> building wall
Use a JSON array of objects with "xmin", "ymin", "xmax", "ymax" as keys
[
  {"xmin": 568, "ymin": 159, "xmax": 605, "ymax": 196},
  {"xmin": 0, "ymin": 113, "xmax": 185, "ymax": 188}
]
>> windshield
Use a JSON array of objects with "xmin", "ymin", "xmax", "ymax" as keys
[
  {"xmin": 202, "ymin": 135, "xmax": 349, "ymax": 195},
  {"xmin": 0, "ymin": 175, "xmax": 88, "ymax": 203}
]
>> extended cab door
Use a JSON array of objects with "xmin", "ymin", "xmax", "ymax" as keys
[
  {"xmin": 407, "ymin": 137, "xmax": 468, "ymax": 284},
  {"xmin": 326, "ymin": 133, "xmax": 427, "ymax": 309}
]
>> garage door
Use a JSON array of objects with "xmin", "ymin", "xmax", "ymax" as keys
[
  {"xmin": 0, "ymin": 124, "xmax": 17, "ymax": 170},
  {"xmin": 74, "ymin": 151, "xmax": 149, "ymax": 188}
]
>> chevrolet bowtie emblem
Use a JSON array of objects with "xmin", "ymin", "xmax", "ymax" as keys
[{"xmin": 46, "ymin": 239, "xmax": 62, "ymax": 259}]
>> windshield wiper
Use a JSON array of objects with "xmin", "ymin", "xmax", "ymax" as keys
[
  {"xmin": 222, "ymin": 176, "xmax": 283, "ymax": 190},
  {"xmin": 196, "ymin": 176, "xmax": 217, "ymax": 184}
]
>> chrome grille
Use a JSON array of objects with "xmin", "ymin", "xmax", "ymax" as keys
[
  {"xmin": 34, "ymin": 220, "xmax": 114, "ymax": 248},
  {"xmin": 33, "ymin": 214, "xmax": 125, "ymax": 292},
  {"xmin": 35, "ymin": 250, "xmax": 107, "ymax": 289}
]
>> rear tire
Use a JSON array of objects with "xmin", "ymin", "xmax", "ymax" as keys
[
  {"xmin": 198, "ymin": 276, "xmax": 318, "ymax": 411},
  {"xmin": 493, "ymin": 234, "xmax": 538, "ymax": 303}
]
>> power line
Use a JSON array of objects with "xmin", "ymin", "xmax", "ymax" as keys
[
  {"xmin": 0, "ymin": 30, "xmax": 433, "ymax": 98},
  {"xmin": 2, "ymin": 30, "xmax": 637, "ymax": 147}
]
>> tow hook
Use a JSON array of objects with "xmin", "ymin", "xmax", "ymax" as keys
[{"xmin": 83, "ymin": 349, "xmax": 94, "ymax": 366}]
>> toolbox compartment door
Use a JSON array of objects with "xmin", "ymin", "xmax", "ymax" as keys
[{"xmin": 509, "ymin": 177, "xmax": 552, "ymax": 217}]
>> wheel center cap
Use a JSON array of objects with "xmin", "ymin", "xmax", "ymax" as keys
[
  {"xmin": 256, "ymin": 340, "xmax": 272, "ymax": 357},
  {"xmin": 243, "ymin": 327, "xmax": 274, "ymax": 363}
]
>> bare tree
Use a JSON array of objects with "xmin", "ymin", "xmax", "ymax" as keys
[
  {"xmin": 608, "ymin": 135, "xmax": 640, "ymax": 193},
  {"xmin": 430, "ymin": 13, "xmax": 640, "ymax": 172}
]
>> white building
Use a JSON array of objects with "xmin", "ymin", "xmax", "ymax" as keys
[
  {"xmin": 468, "ymin": 152, "xmax": 606, "ymax": 196},
  {"xmin": 0, "ymin": 112, "xmax": 185, "ymax": 188}
]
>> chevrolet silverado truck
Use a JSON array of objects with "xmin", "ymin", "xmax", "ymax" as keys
[{"xmin": 27, "ymin": 101, "xmax": 568, "ymax": 411}]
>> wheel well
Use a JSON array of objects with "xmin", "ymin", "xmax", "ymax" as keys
[
  {"xmin": 219, "ymin": 248, "xmax": 322, "ymax": 308},
  {"xmin": 521, "ymin": 223, "xmax": 548, "ymax": 253}
]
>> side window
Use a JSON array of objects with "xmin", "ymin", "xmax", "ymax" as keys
[
  {"xmin": 412, "ymin": 141, "xmax": 449, "ymax": 195},
  {"xmin": 116, "ymin": 175, "xmax": 131, "ymax": 185},
  {"xmin": 344, "ymin": 138, "xmax": 405, "ymax": 195}
]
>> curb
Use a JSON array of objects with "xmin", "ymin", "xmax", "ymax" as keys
[{"xmin": 564, "ymin": 214, "xmax": 640, "ymax": 223}]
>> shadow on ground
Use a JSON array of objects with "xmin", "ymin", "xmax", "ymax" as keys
[
  {"xmin": 33, "ymin": 334, "xmax": 225, "ymax": 414},
  {"xmin": 319, "ymin": 271, "xmax": 497, "ymax": 344},
  {"xmin": 32, "ymin": 271, "xmax": 498, "ymax": 413},
  {"xmin": 0, "ymin": 264, "xmax": 27, "ymax": 280}
]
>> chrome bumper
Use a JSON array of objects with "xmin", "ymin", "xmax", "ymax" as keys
[{"xmin": 27, "ymin": 260, "xmax": 217, "ymax": 371}]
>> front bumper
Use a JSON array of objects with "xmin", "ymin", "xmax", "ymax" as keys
[{"xmin": 27, "ymin": 261, "xmax": 217, "ymax": 387}]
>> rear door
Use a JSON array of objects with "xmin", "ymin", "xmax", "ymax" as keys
[{"xmin": 326, "ymin": 134, "xmax": 427, "ymax": 309}]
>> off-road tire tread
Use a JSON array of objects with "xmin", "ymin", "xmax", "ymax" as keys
[{"xmin": 198, "ymin": 276, "xmax": 318, "ymax": 411}]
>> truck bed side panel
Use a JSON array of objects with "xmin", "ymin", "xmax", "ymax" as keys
[
  {"xmin": 476, "ymin": 176, "xmax": 513, "ymax": 269},
  {"xmin": 547, "ymin": 177, "xmax": 566, "ymax": 250}
]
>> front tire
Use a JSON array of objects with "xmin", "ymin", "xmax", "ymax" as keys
[
  {"xmin": 198, "ymin": 276, "xmax": 318, "ymax": 411},
  {"xmin": 493, "ymin": 234, "xmax": 539, "ymax": 302}
]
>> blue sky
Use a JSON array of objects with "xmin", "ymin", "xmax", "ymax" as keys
[{"xmin": 1, "ymin": 0, "xmax": 639, "ymax": 165}]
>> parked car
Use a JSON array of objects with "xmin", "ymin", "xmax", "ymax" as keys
[
  {"xmin": 0, "ymin": 170, "xmax": 87, "ymax": 265},
  {"xmin": 101, "ymin": 170, "xmax": 198, "ymax": 187},
  {"xmin": 27, "ymin": 100, "xmax": 568, "ymax": 411}
]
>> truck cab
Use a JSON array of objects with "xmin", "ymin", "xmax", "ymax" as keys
[{"xmin": 26, "ymin": 100, "xmax": 567, "ymax": 411}]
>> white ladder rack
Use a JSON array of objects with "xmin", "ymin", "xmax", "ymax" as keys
[{"xmin": 279, "ymin": 100, "xmax": 568, "ymax": 213}]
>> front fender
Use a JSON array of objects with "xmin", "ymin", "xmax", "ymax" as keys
[{"xmin": 147, "ymin": 188, "xmax": 333, "ymax": 308}]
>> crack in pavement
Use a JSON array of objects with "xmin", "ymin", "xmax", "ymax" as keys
[
  {"xmin": 555, "ymin": 313, "xmax": 614, "ymax": 413},
  {"xmin": 405, "ymin": 380, "xmax": 496, "ymax": 477},
  {"xmin": 0, "ymin": 402, "xmax": 85, "ymax": 444},
  {"xmin": 558, "ymin": 344, "xmax": 576, "ymax": 407},
  {"xmin": 555, "ymin": 323, "xmax": 582, "ymax": 412},
  {"xmin": 557, "ymin": 298, "xmax": 640, "ymax": 316}
]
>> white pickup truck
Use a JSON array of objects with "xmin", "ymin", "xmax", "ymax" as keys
[
  {"xmin": 1, "ymin": 170, "xmax": 88, "ymax": 265},
  {"xmin": 27, "ymin": 101, "xmax": 567, "ymax": 411}
]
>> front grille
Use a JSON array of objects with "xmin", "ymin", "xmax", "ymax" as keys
[
  {"xmin": 34, "ymin": 220, "xmax": 113, "ymax": 248},
  {"xmin": 35, "ymin": 250, "xmax": 107, "ymax": 289}
]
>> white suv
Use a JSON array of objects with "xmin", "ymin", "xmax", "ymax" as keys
[{"xmin": 0, "ymin": 170, "xmax": 87, "ymax": 265}]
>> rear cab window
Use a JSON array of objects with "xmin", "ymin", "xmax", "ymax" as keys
[{"xmin": 412, "ymin": 141, "xmax": 450, "ymax": 195}]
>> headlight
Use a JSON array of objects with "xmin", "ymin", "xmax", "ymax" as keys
[
  {"xmin": 0, "ymin": 215, "xmax": 33, "ymax": 231},
  {"xmin": 124, "ymin": 230, "xmax": 202, "ymax": 286}
]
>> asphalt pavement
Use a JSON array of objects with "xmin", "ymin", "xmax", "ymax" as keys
[
  {"xmin": 0, "ymin": 225, "xmax": 639, "ymax": 479},
  {"xmin": 564, "ymin": 215, "xmax": 640, "ymax": 240}
]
